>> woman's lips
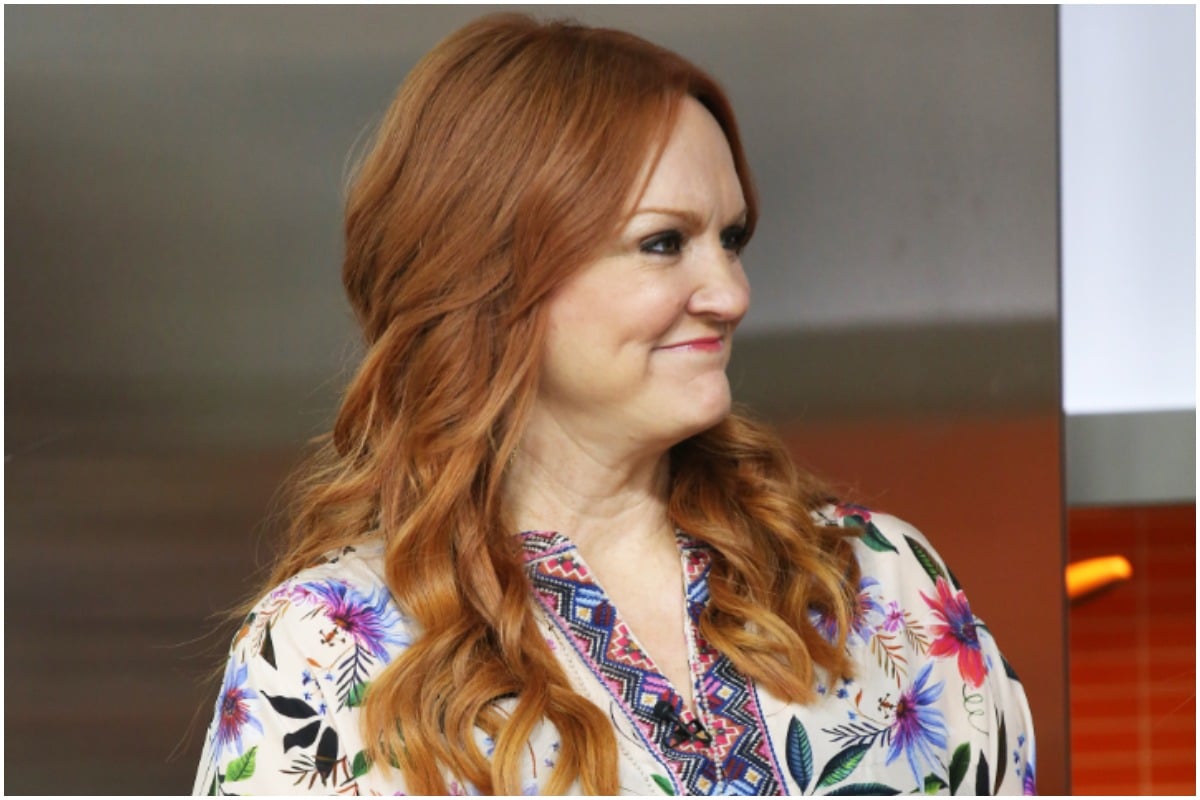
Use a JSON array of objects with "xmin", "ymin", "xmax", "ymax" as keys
[{"xmin": 657, "ymin": 336, "xmax": 724, "ymax": 352}]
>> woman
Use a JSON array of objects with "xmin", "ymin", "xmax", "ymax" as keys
[{"xmin": 195, "ymin": 14, "xmax": 1035, "ymax": 796}]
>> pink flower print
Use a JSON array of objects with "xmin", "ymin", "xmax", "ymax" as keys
[
  {"xmin": 835, "ymin": 503, "xmax": 873, "ymax": 522},
  {"xmin": 920, "ymin": 577, "xmax": 986, "ymax": 688}
]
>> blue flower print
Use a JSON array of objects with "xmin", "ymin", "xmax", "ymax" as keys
[
  {"xmin": 851, "ymin": 577, "xmax": 886, "ymax": 643},
  {"xmin": 303, "ymin": 580, "xmax": 409, "ymax": 661},
  {"xmin": 1023, "ymin": 762, "xmax": 1037, "ymax": 795},
  {"xmin": 884, "ymin": 662, "xmax": 948, "ymax": 786},
  {"xmin": 881, "ymin": 600, "xmax": 905, "ymax": 633},
  {"xmin": 214, "ymin": 660, "xmax": 264, "ymax": 758}
]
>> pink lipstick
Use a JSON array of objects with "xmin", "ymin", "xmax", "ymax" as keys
[{"xmin": 659, "ymin": 336, "xmax": 723, "ymax": 353}]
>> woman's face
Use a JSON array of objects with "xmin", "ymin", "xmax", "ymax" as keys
[{"xmin": 533, "ymin": 97, "xmax": 751, "ymax": 455}]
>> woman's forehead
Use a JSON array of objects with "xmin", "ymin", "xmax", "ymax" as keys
[{"xmin": 631, "ymin": 98, "xmax": 746, "ymax": 219}]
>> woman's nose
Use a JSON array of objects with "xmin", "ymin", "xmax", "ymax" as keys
[{"xmin": 687, "ymin": 247, "xmax": 750, "ymax": 324}]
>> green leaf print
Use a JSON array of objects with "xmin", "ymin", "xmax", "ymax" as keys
[
  {"xmin": 816, "ymin": 742, "xmax": 870, "ymax": 788},
  {"xmin": 346, "ymin": 681, "xmax": 369, "ymax": 708},
  {"xmin": 651, "ymin": 773, "xmax": 675, "ymax": 795},
  {"xmin": 860, "ymin": 522, "xmax": 899, "ymax": 553},
  {"xmin": 904, "ymin": 535, "xmax": 947, "ymax": 585},
  {"xmin": 351, "ymin": 750, "xmax": 372, "ymax": 779},
  {"xmin": 225, "ymin": 745, "xmax": 257, "ymax": 782},
  {"xmin": 785, "ymin": 716, "xmax": 814, "ymax": 792},
  {"xmin": 948, "ymin": 742, "xmax": 971, "ymax": 794},
  {"xmin": 923, "ymin": 774, "xmax": 947, "ymax": 794},
  {"xmin": 825, "ymin": 783, "xmax": 900, "ymax": 795}
]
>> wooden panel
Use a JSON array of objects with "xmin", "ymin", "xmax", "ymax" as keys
[{"xmin": 4, "ymin": 445, "xmax": 299, "ymax": 794}]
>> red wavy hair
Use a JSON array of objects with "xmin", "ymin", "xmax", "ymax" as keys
[{"xmin": 259, "ymin": 14, "xmax": 858, "ymax": 794}]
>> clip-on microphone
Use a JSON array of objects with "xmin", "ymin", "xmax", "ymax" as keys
[{"xmin": 652, "ymin": 699, "xmax": 712, "ymax": 747}]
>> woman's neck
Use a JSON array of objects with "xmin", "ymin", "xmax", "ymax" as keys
[
  {"xmin": 504, "ymin": 410, "xmax": 676, "ymax": 560},
  {"xmin": 507, "ymin": 408, "xmax": 697, "ymax": 713}
]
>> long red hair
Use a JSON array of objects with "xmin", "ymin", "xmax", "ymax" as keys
[{"xmin": 258, "ymin": 14, "xmax": 858, "ymax": 794}]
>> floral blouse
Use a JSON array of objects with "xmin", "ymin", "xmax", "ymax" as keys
[{"xmin": 194, "ymin": 506, "xmax": 1036, "ymax": 795}]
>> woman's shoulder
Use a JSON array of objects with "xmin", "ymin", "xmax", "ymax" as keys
[
  {"xmin": 250, "ymin": 538, "xmax": 394, "ymax": 609},
  {"xmin": 814, "ymin": 502, "xmax": 956, "ymax": 585},
  {"xmin": 194, "ymin": 539, "xmax": 413, "ymax": 795},
  {"xmin": 811, "ymin": 502, "xmax": 999, "ymax": 676},
  {"xmin": 232, "ymin": 538, "xmax": 413, "ymax": 675},
  {"xmin": 801, "ymin": 502, "xmax": 1038, "ymax": 795}
]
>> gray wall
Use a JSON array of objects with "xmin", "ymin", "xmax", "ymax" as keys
[
  {"xmin": 5, "ymin": 6, "xmax": 1065, "ymax": 794},
  {"xmin": 7, "ymin": 5, "xmax": 1056, "ymax": 394}
]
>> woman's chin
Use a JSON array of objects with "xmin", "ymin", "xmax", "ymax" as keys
[{"xmin": 664, "ymin": 383, "xmax": 733, "ymax": 442}]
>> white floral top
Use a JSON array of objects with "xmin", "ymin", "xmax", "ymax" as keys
[{"xmin": 194, "ymin": 506, "xmax": 1036, "ymax": 795}]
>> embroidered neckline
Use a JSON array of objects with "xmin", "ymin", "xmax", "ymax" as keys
[{"xmin": 519, "ymin": 530, "xmax": 785, "ymax": 795}]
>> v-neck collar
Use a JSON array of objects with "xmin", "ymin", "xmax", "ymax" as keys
[{"xmin": 519, "ymin": 530, "xmax": 787, "ymax": 795}]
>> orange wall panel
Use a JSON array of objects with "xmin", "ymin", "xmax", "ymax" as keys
[
  {"xmin": 1068, "ymin": 504, "xmax": 1196, "ymax": 796},
  {"xmin": 778, "ymin": 411, "xmax": 1067, "ymax": 795}
]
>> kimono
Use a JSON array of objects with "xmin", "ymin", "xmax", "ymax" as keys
[{"xmin": 194, "ymin": 505, "xmax": 1036, "ymax": 795}]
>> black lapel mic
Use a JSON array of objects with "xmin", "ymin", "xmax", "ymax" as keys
[{"xmin": 652, "ymin": 699, "xmax": 712, "ymax": 747}]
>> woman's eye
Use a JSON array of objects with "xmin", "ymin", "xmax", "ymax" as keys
[
  {"xmin": 640, "ymin": 231, "xmax": 684, "ymax": 256},
  {"xmin": 721, "ymin": 224, "xmax": 749, "ymax": 254}
]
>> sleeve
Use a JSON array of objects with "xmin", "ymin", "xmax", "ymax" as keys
[
  {"xmin": 192, "ymin": 574, "xmax": 413, "ymax": 795},
  {"xmin": 833, "ymin": 506, "xmax": 1037, "ymax": 796}
]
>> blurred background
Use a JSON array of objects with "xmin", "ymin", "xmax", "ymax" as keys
[{"xmin": 4, "ymin": 5, "xmax": 1193, "ymax": 795}]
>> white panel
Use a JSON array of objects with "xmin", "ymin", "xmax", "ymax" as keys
[{"xmin": 1060, "ymin": 5, "xmax": 1196, "ymax": 414}]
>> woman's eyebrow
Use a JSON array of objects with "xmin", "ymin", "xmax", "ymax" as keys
[{"xmin": 633, "ymin": 206, "xmax": 748, "ymax": 227}]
